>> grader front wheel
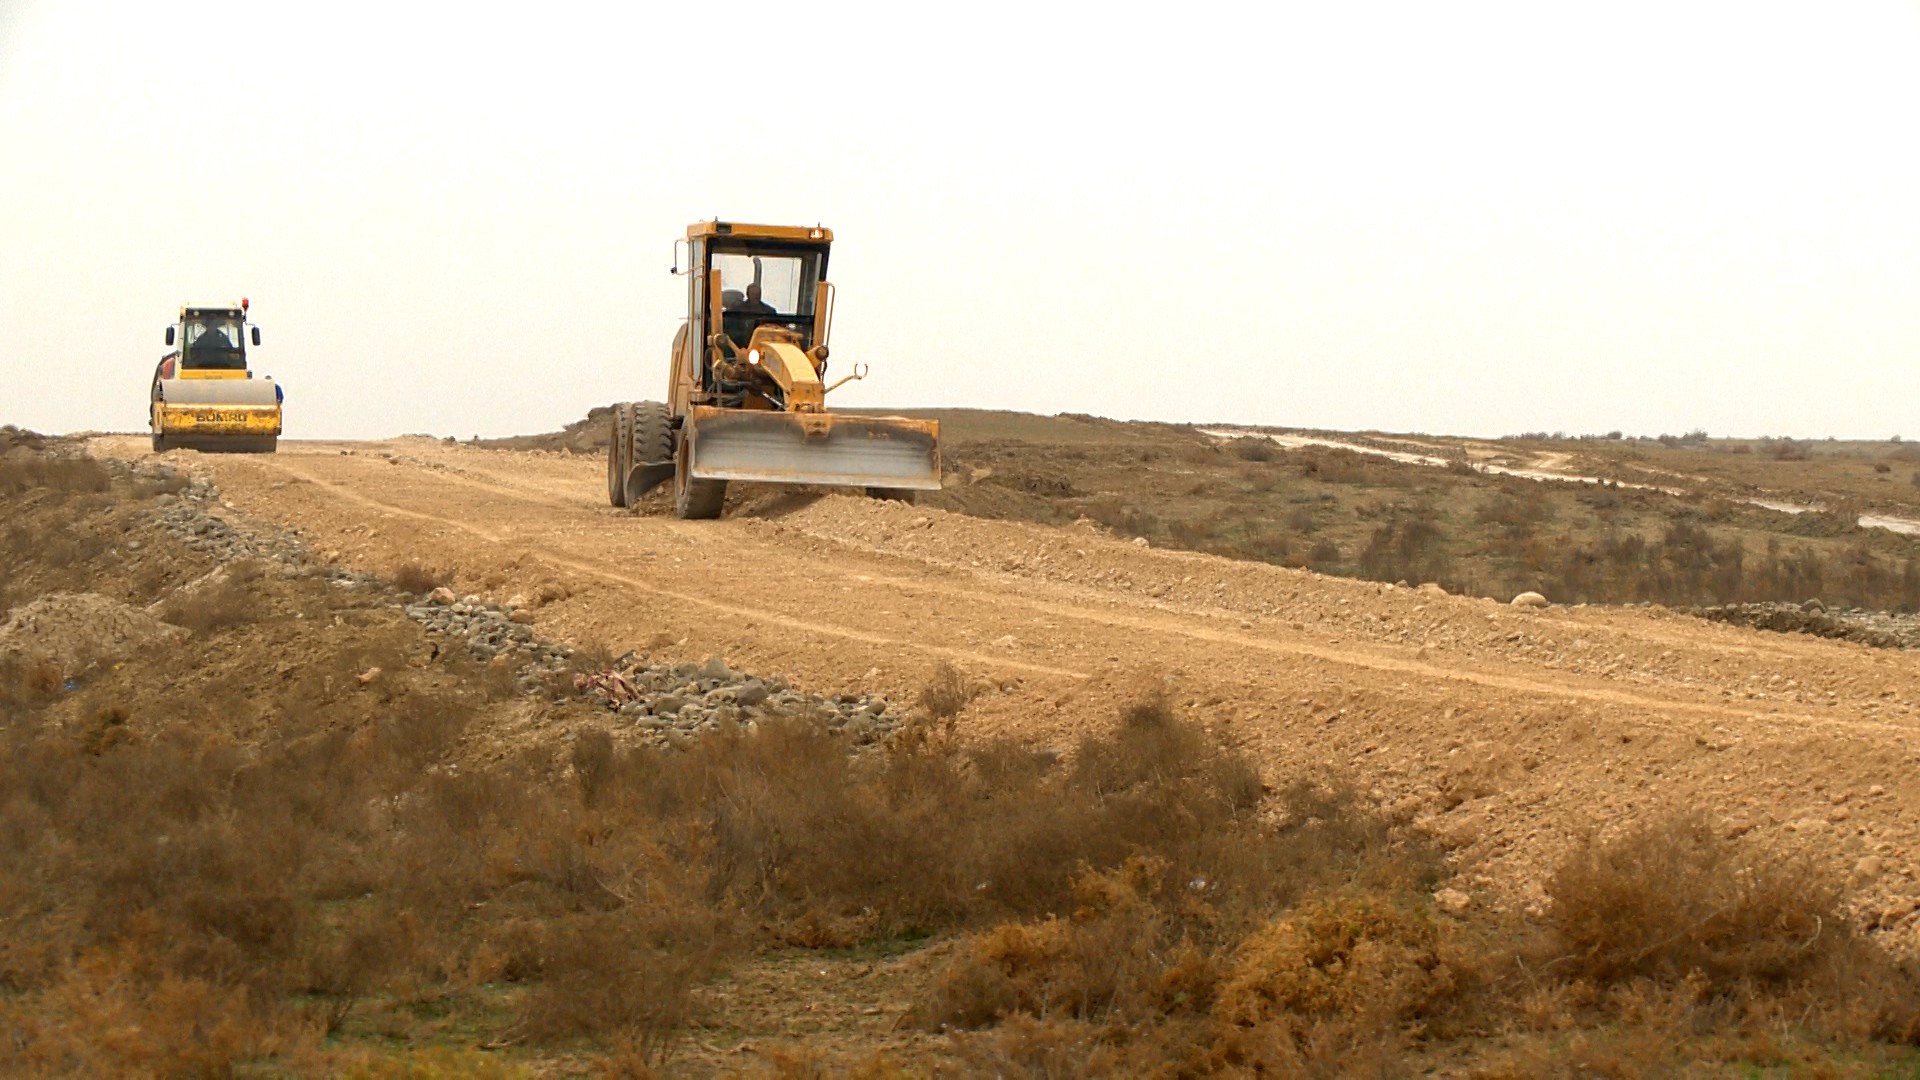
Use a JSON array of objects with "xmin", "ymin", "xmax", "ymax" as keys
[{"xmin": 673, "ymin": 446, "xmax": 727, "ymax": 520}]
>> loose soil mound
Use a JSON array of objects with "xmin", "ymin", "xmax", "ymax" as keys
[{"xmin": 0, "ymin": 591, "xmax": 187, "ymax": 674}]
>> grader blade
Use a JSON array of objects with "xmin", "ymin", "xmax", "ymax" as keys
[{"xmin": 685, "ymin": 406, "xmax": 941, "ymax": 491}]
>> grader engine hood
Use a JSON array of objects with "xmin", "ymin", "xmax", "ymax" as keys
[{"xmin": 684, "ymin": 406, "xmax": 941, "ymax": 490}]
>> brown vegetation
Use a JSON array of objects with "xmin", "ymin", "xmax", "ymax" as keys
[{"xmin": 918, "ymin": 807, "xmax": 1920, "ymax": 1077}]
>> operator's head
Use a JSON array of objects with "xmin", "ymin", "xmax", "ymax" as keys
[{"xmin": 745, "ymin": 283, "xmax": 762, "ymax": 303}]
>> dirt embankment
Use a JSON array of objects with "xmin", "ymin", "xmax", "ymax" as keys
[{"xmin": 85, "ymin": 434, "xmax": 1920, "ymax": 943}]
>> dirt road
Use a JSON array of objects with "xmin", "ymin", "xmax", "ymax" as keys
[{"xmin": 90, "ymin": 435, "xmax": 1920, "ymax": 939}]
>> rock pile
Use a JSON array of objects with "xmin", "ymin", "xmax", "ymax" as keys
[
  {"xmin": 1694, "ymin": 602, "xmax": 1920, "ymax": 650},
  {"xmin": 572, "ymin": 653, "xmax": 905, "ymax": 748},
  {"xmin": 402, "ymin": 588, "xmax": 574, "ymax": 688},
  {"xmin": 143, "ymin": 474, "xmax": 312, "ymax": 567}
]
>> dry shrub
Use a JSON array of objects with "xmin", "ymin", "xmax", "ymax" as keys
[
  {"xmin": 1544, "ymin": 811, "xmax": 1841, "ymax": 990},
  {"xmin": 1539, "ymin": 810, "xmax": 1920, "ymax": 1046},
  {"xmin": 129, "ymin": 469, "xmax": 190, "ymax": 500},
  {"xmin": 917, "ymin": 659, "xmax": 982, "ymax": 721},
  {"xmin": 953, "ymin": 1012, "xmax": 1206, "ymax": 1079},
  {"xmin": 689, "ymin": 715, "xmax": 975, "ymax": 933},
  {"xmin": 393, "ymin": 557, "xmax": 445, "ymax": 591},
  {"xmin": 921, "ymin": 857, "xmax": 1195, "ymax": 1029},
  {"xmin": 326, "ymin": 1047, "xmax": 530, "ymax": 1079},
  {"xmin": 1307, "ymin": 538, "xmax": 1341, "ymax": 571},
  {"xmin": 159, "ymin": 560, "xmax": 267, "ymax": 633},
  {"xmin": 390, "ymin": 559, "xmax": 445, "ymax": 595},
  {"xmin": 1768, "ymin": 438, "xmax": 1812, "ymax": 461},
  {"xmin": 926, "ymin": 857, "xmax": 1450, "ymax": 1077},
  {"xmin": 572, "ymin": 728, "xmax": 617, "ymax": 808},
  {"xmin": 0, "ymin": 653, "xmax": 64, "ymax": 711},
  {"xmin": 1230, "ymin": 436, "xmax": 1277, "ymax": 462},
  {"xmin": 0, "ymin": 946, "xmax": 298, "ymax": 1077},
  {"xmin": 1210, "ymin": 894, "xmax": 1453, "ymax": 1068},
  {"xmin": 0, "ymin": 449, "xmax": 110, "ymax": 498},
  {"xmin": 518, "ymin": 907, "xmax": 726, "ymax": 1059}
]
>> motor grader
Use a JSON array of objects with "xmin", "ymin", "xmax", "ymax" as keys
[
  {"xmin": 607, "ymin": 221, "xmax": 939, "ymax": 518},
  {"xmin": 149, "ymin": 299, "xmax": 281, "ymax": 453}
]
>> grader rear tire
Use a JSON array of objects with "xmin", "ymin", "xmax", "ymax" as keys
[
  {"xmin": 607, "ymin": 403, "xmax": 633, "ymax": 507},
  {"xmin": 625, "ymin": 401, "xmax": 676, "ymax": 505}
]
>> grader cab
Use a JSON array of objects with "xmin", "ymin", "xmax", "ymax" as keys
[{"xmin": 607, "ymin": 221, "xmax": 940, "ymax": 518}]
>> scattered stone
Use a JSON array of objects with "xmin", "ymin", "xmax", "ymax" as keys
[
  {"xmin": 428, "ymin": 586, "xmax": 457, "ymax": 605},
  {"xmin": 1511, "ymin": 591, "xmax": 1549, "ymax": 609},
  {"xmin": 1433, "ymin": 888, "xmax": 1473, "ymax": 914}
]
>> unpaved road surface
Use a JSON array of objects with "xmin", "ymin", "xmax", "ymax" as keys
[{"xmin": 90, "ymin": 436, "xmax": 1920, "ymax": 942}]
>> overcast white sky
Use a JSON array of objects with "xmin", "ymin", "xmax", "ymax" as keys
[{"xmin": 3, "ymin": 1, "xmax": 1917, "ymax": 440}]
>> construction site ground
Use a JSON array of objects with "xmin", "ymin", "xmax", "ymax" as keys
[{"xmin": 83, "ymin": 431, "xmax": 1920, "ymax": 945}]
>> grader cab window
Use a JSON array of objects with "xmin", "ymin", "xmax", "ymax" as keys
[{"xmin": 713, "ymin": 249, "xmax": 822, "ymax": 349}]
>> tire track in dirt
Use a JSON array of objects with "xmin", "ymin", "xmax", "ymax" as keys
[
  {"xmin": 264, "ymin": 452, "xmax": 1879, "ymax": 736},
  {"xmin": 263, "ymin": 457, "xmax": 1090, "ymax": 680}
]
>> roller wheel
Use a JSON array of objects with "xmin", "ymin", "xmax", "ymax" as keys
[
  {"xmin": 151, "ymin": 433, "xmax": 168, "ymax": 453},
  {"xmin": 607, "ymin": 403, "xmax": 633, "ymax": 507},
  {"xmin": 624, "ymin": 401, "xmax": 675, "ymax": 505},
  {"xmin": 866, "ymin": 488, "xmax": 918, "ymax": 504},
  {"xmin": 673, "ymin": 443, "xmax": 727, "ymax": 520}
]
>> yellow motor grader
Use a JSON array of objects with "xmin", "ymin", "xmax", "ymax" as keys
[
  {"xmin": 149, "ymin": 299, "xmax": 281, "ymax": 453},
  {"xmin": 607, "ymin": 221, "xmax": 939, "ymax": 518}
]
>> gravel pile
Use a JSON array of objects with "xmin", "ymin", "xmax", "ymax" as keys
[
  {"xmin": 121, "ymin": 456, "xmax": 904, "ymax": 737},
  {"xmin": 402, "ymin": 587, "xmax": 574, "ymax": 687},
  {"xmin": 143, "ymin": 474, "xmax": 313, "ymax": 567},
  {"xmin": 1693, "ymin": 601, "xmax": 1920, "ymax": 650},
  {"xmin": 573, "ymin": 652, "xmax": 906, "ymax": 747}
]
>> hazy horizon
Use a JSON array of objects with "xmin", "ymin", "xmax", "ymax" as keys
[{"xmin": 4, "ymin": 1, "xmax": 1918, "ymax": 442}]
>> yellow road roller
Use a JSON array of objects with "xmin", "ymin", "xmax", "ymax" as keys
[{"xmin": 149, "ymin": 298, "xmax": 281, "ymax": 453}]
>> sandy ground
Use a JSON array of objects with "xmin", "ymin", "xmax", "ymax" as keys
[{"xmin": 89, "ymin": 435, "xmax": 1920, "ymax": 944}]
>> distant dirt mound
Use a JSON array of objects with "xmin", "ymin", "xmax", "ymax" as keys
[
  {"xmin": 0, "ymin": 592, "xmax": 188, "ymax": 675},
  {"xmin": 478, "ymin": 406, "xmax": 614, "ymax": 453}
]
